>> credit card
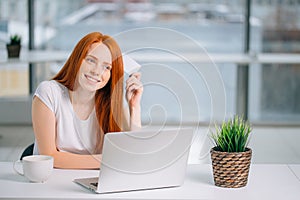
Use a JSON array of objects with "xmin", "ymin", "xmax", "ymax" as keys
[{"xmin": 123, "ymin": 54, "xmax": 141, "ymax": 74}]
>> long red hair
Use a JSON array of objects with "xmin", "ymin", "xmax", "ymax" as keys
[{"xmin": 52, "ymin": 32, "xmax": 124, "ymax": 153}]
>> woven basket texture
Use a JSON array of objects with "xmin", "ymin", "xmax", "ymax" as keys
[{"xmin": 210, "ymin": 147, "xmax": 252, "ymax": 188}]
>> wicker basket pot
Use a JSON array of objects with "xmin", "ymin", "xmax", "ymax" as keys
[{"xmin": 210, "ymin": 147, "xmax": 252, "ymax": 188}]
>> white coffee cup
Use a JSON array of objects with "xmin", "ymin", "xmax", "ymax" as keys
[{"xmin": 13, "ymin": 155, "xmax": 54, "ymax": 183}]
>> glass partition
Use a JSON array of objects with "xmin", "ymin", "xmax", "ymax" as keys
[
  {"xmin": 32, "ymin": 0, "xmax": 246, "ymax": 124},
  {"xmin": 249, "ymin": 0, "xmax": 300, "ymax": 123},
  {"xmin": 1, "ymin": 0, "xmax": 299, "ymax": 124},
  {"xmin": 0, "ymin": 0, "xmax": 28, "ymax": 97}
]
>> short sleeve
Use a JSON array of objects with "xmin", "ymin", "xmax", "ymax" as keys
[{"xmin": 33, "ymin": 81, "xmax": 56, "ymax": 113}]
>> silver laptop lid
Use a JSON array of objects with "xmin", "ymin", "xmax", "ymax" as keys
[{"xmin": 97, "ymin": 127, "xmax": 194, "ymax": 193}]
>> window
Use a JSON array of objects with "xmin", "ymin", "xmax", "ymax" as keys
[
  {"xmin": 0, "ymin": 0, "xmax": 28, "ymax": 97},
  {"xmin": 249, "ymin": 0, "xmax": 300, "ymax": 123},
  {"xmin": 1, "ymin": 0, "xmax": 299, "ymax": 124}
]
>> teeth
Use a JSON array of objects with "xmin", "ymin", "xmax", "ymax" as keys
[{"xmin": 86, "ymin": 75, "xmax": 100, "ymax": 83}]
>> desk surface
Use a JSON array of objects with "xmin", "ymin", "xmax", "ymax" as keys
[
  {"xmin": 0, "ymin": 162, "xmax": 299, "ymax": 200},
  {"xmin": 289, "ymin": 164, "xmax": 300, "ymax": 180}
]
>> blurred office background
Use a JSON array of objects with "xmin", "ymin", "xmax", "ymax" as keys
[{"xmin": 0, "ymin": 0, "xmax": 299, "ymax": 163}]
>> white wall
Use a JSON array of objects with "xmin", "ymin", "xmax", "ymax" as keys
[
  {"xmin": 0, "ymin": 97, "xmax": 32, "ymax": 125},
  {"xmin": 188, "ymin": 125, "xmax": 300, "ymax": 164}
]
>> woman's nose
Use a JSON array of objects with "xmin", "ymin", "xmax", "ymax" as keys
[{"xmin": 91, "ymin": 66, "xmax": 105, "ymax": 77}]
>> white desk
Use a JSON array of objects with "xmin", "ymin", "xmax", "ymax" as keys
[
  {"xmin": 0, "ymin": 162, "xmax": 299, "ymax": 200},
  {"xmin": 289, "ymin": 164, "xmax": 300, "ymax": 181}
]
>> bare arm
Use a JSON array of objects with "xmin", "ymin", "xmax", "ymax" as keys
[
  {"xmin": 129, "ymin": 104, "xmax": 141, "ymax": 131},
  {"xmin": 126, "ymin": 72, "xmax": 143, "ymax": 130},
  {"xmin": 32, "ymin": 97, "xmax": 101, "ymax": 169}
]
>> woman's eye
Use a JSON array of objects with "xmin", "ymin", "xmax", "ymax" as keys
[
  {"xmin": 105, "ymin": 65, "xmax": 112, "ymax": 71},
  {"xmin": 86, "ymin": 57, "xmax": 97, "ymax": 64}
]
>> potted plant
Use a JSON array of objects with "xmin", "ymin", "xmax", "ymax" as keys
[
  {"xmin": 6, "ymin": 34, "xmax": 22, "ymax": 58},
  {"xmin": 210, "ymin": 115, "xmax": 252, "ymax": 188}
]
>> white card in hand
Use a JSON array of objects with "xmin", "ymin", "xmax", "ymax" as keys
[{"xmin": 122, "ymin": 54, "xmax": 141, "ymax": 74}]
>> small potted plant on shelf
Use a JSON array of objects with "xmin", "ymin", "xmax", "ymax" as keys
[
  {"xmin": 6, "ymin": 34, "xmax": 22, "ymax": 58},
  {"xmin": 210, "ymin": 115, "xmax": 252, "ymax": 188}
]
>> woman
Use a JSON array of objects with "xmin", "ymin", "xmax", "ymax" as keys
[{"xmin": 32, "ymin": 32, "xmax": 143, "ymax": 169}]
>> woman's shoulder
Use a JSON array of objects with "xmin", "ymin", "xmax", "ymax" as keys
[
  {"xmin": 37, "ymin": 80, "xmax": 66, "ymax": 92},
  {"xmin": 34, "ymin": 80, "xmax": 70, "ymax": 112},
  {"xmin": 35, "ymin": 80, "xmax": 69, "ymax": 99}
]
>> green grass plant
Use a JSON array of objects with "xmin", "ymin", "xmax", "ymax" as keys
[
  {"xmin": 9, "ymin": 34, "xmax": 21, "ymax": 45},
  {"xmin": 211, "ymin": 115, "xmax": 252, "ymax": 152}
]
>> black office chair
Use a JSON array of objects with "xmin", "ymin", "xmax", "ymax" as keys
[{"xmin": 20, "ymin": 143, "xmax": 34, "ymax": 160}]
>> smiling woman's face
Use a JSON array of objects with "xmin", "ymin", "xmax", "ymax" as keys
[{"xmin": 76, "ymin": 42, "xmax": 112, "ymax": 92}]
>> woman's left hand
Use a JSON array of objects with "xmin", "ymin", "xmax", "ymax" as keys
[{"xmin": 126, "ymin": 72, "xmax": 143, "ymax": 108}]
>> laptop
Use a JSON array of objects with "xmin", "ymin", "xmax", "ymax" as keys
[{"xmin": 74, "ymin": 127, "xmax": 194, "ymax": 194}]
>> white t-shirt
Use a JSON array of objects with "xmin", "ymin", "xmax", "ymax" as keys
[{"xmin": 33, "ymin": 80, "xmax": 99, "ymax": 155}]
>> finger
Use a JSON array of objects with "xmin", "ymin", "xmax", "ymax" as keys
[
  {"xmin": 127, "ymin": 73, "xmax": 140, "ymax": 82},
  {"xmin": 129, "ymin": 72, "xmax": 141, "ymax": 80},
  {"xmin": 126, "ymin": 76, "xmax": 136, "ymax": 86},
  {"xmin": 126, "ymin": 83, "xmax": 143, "ymax": 94},
  {"xmin": 126, "ymin": 78, "xmax": 140, "ymax": 87},
  {"xmin": 126, "ymin": 81, "xmax": 143, "ymax": 93},
  {"xmin": 126, "ymin": 72, "xmax": 141, "ymax": 86},
  {"xmin": 126, "ymin": 78, "xmax": 142, "ymax": 90}
]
